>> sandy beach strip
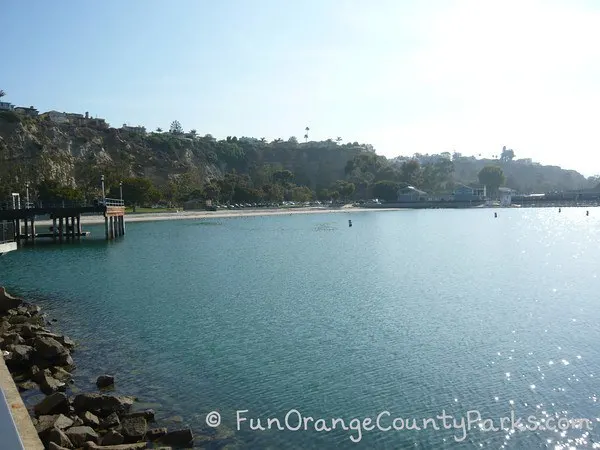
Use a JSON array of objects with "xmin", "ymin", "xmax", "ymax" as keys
[{"xmin": 34, "ymin": 206, "xmax": 400, "ymax": 225}]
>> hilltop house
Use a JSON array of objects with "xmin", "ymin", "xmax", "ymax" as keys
[
  {"xmin": 0, "ymin": 102, "xmax": 14, "ymax": 111},
  {"xmin": 14, "ymin": 106, "xmax": 39, "ymax": 117},
  {"xmin": 452, "ymin": 183, "xmax": 486, "ymax": 202},
  {"xmin": 43, "ymin": 110, "xmax": 69, "ymax": 124},
  {"xmin": 121, "ymin": 124, "xmax": 146, "ymax": 134},
  {"xmin": 397, "ymin": 186, "xmax": 428, "ymax": 202}
]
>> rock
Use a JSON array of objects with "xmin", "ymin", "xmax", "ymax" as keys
[
  {"xmin": 1, "ymin": 333, "xmax": 25, "ymax": 346},
  {"xmin": 100, "ymin": 412, "xmax": 121, "ymax": 429},
  {"xmin": 96, "ymin": 375, "xmax": 115, "ymax": 389},
  {"xmin": 40, "ymin": 371, "xmax": 67, "ymax": 395},
  {"xmin": 7, "ymin": 314, "xmax": 29, "ymax": 325},
  {"xmin": 47, "ymin": 428, "xmax": 74, "ymax": 449},
  {"xmin": 83, "ymin": 442, "xmax": 148, "ymax": 449},
  {"xmin": 65, "ymin": 426, "xmax": 99, "ymax": 447},
  {"xmin": 4, "ymin": 344, "xmax": 33, "ymax": 369},
  {"xmin": 72, "ymin": 393, "xmax": 135, "ymax": 417},
  {"xmin": 49, "ymin": 443, "xmax": 71, "ymax": 450},
  {"xmin": 16, "ymin": 323, "xmax": 41, "ymax": 338},
  {"xmin": 17, "ymin": 380, "xmax": 38, "ymax": 391},
  {"xmin": 100, "ymin": 430, "xmax": 124, "ymax": 445},
  {"xmin": 120, "ymin": 416, "xmax": 147, "ymax": 443},
  {"xmin": 0, "ymin": 286, "xmax": 23, "ymax": 313},
  {"xmin": 81, "ymin": 411, "xmax": 101, "ymax": 427},
  {"xmin": 34, "ymin": 392, "xmax": 70, "ymax": 416},
  {"xmin": 159, "ymin": 428, "xmax": 194, "ymax": 447},
  {"xmin": 35, "ymin": 414, "xmax": 75, "ymax": 434},
  {"xmin": 123, "ymin": 409, "xmax": 154, "ymax": 422},
  {"xmin": 146, "ymin": 427, "xmax": 167, "ymax": 440},
  {"xmin": 26, "ymin": 303, "xmax": 42, "ymax": 316},
  {"xmin": 52, "ymin": 366, "xmax": 74, "ymax": 382},
  {"xmin": 34, "ymin": 335, "xmax": 69, "ymax": 360},
  {"xmin": 69, "ymin": 415, "xmax": 85, "ymax": 427},
  {"xmin": 58, "ymin": 353, "xmax": 76, "ymax": 371}
]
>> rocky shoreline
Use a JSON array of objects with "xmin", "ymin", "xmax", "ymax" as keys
[{"xmin": 1, "ymin": 287, "xmax": 194, "ymax": 449}]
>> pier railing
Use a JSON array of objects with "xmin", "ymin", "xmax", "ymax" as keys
[
  {"xmin": 103, "ymin": 198, "xmax": 125, "ymax": 207},
  {"xmin": 1, "ymin": 198, "xmax": 125, "ymax": 210}
]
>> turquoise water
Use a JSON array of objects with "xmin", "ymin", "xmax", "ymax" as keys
[{"xmin": 1, "ymin": 209, "xmax": 600, "ymax": 449}]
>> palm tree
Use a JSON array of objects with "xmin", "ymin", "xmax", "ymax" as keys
[
  {"xmin": 304, "ymin": 126, "xmax": 309, "ymax": 143},
  {"xmin": 156, "ymin": 127, "xmax": 163, "ymax": 133},
  {"xmin": 336, "ymin": 137, "xmax": 342, "ymax": 144},
  {"xmin": 259, "ymin": 137, "xmax": 266, "ymax": 143},
  {"xmin": 0, "ymin": 90, "xmax": 5, "ymax": 99}
]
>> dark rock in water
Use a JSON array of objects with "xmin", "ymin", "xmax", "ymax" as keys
[
  {"xmin": 123, "ymin": 409, "xmax": 155, "ymax": 422},
  {"xmin": 65, "ymin": 426, "xmax": 99, "ymax": 447},
  {"xmin": 81, "ymin": 411, "xmax": 101, "ymax": 427},
  {"xmin": 34, "ymin": 392, "xmax": 70, "ymax": 416},
  {"xmin": 146, "ymin": 427, "xmax": 167, "ymax": 440},
  {"xmin": 100, "ymin": 412, "xmax": 121, "ymax": 429},
  {"xmin": 47, "ymin": 427, "xmax": 74, "ymax": 449},
  {"xmin": 159, "ymin": 428, "xmax": 194, "ymax": 447},
  {"xmin": 121, "ymin": 416, "xmax": 147, "ymax": 443},
  {"xmin": 35, "ymin": 414, "xmax": 75, "ymax": 434},
  {"xmin": 34, "ymin": 335, "xmax": 69, "ymax": 360},
  {"xmin": 96, "ymin": 375, "xmax": 115, "ymax": 389},
  {"xmin": 0, "ymin": 286, "xmax": 23, "ymax": 313},
  {"xmin": 72, "ymin": 393, "xmax": 135, "ymax": 417},
  {"xmin": 100, "ymin": 429, "xmax": 125, "ymax": 446},
  {"xmin": 40, "ymin": 371, "xmax": 67, "ymax": 395}
]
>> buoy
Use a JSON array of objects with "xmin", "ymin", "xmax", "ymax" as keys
[
  {"xmin": 586, "ymin": 210, "xmax": 589, "ymax": 216},
  {"xmin": 494, "ymin": 212, "xmax": 497, "ymax": 218},
  {"xmin": 559, "ymin": 208, "xmax": 561, "ymax": 213},
  {"xmin": 348, "ymin": 219, "xmax": 352, "ymax": 227}
]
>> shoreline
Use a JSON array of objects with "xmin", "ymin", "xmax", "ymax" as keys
[
  {"xmin": 34, "ymin": 206, "xmax": 401, "ymax": 226},
  {"xmin": 0, "ymin": 287, "xmax": 195, "ymax": 448}
]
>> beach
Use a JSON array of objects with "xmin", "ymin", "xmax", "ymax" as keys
[{"xmin": 35, "ymin": 206, "xmax": 399, "ymax": 226}]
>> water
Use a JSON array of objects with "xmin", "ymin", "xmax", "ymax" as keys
[{"xmin": 1, "ymin": 208, "xmax": 599, "ymax": 449}]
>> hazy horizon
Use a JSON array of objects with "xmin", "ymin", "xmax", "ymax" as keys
[{"xmin": 2, "ymin": 0, "xmax": 599, "ymax": 177}]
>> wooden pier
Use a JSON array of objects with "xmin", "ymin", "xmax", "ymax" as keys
[{"xmin": 0, "ymin": 198, "xmax": 126, "ymax": 245}]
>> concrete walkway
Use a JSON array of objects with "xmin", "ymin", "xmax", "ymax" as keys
[{"xmin": 0, "ymin": 355, "xmax": 43, "ymax": 449}]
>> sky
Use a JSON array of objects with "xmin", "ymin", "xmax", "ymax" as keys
[{"xmin": 2, "ymin": 0, "xmax": 600, "ymax": 176}]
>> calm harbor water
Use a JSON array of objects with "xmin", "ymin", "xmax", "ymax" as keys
[{"xmin": 1, "ymin": 208, "xmax": 599, "ymax": 449}]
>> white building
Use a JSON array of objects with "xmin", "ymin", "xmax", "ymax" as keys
[{"xmin": 499, "ymin": 187, "xmax": 514, "ymax": 207}]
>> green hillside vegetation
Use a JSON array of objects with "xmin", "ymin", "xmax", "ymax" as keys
[{"xmin": 0, "ymin": 111, "xmax": 596, "ymax": 206}]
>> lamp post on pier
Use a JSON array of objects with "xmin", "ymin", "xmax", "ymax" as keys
[
  {"xmin": 101, "ymin": 175, "xmax": 106, "ymax": 203},
  {"xmin": 120, "ymin": 181, "xmax": 123, "ymax": 201},
  {"xmin": 25, "ymin": 182, "xmax": 30, "ymax": 208}
]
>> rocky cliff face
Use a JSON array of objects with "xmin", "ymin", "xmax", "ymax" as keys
[{"xmin": 0, "ymin": 113, "xmax": 222, "ymax": 197}]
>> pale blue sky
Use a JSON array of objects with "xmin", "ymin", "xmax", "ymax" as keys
[{"xmin": 2, "ymin": 0, "xmax": 599, "ymax": 175}]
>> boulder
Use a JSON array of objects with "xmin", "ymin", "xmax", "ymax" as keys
[
  {"xmin": 4, "ymin": 344, "xmax": 33, "ymax": 369},
  {"xmin": 16, "ymin": 380, "xmax": 38, "ymax": 391},
  {"xmin": 159, "ymin": 428, "xmax": 194, "ymax": 447},
  {"xmin": 72, "ymin": 393, "xmax": 135, "ymax": 417},
  {"xmin": 96, "ymin": 375, "xmax": 115, "ymax": 389},
  {"xmin": 83, "ymin": 442, "xmax": 148, "ymax": 450},
  {"xmin": 100, "ymin": 412, "xmax": 121, "ymax": 429},
  {"xmin": 65, "ymin": 426, "xmax": 99, "ymax": 447},
  {"xmin": 39, "ymin": 371, "xmax": 67, "ymax": 395},
  {"xmin": 52, "ymin": 366, "xmax": 74, "ymax": 382},
  {"xmin": 35, "ymin": 414, "xmax": 74, "ymax": 434},
  {"xmin": 34, "ymin": 392, "xmax": 70, "ymax": 416},
  {"xmin": 145, "ymin": 427, "xmax": 167, "ymax": 440},
  {"xmin": 0, "ymin": 287, "xmax": 23, "ymax": 313},
  {"xmin": 121, "ymin": 416, "xmax": 147, "ymax": 443},
  {"xmin": 2, "ymin": 333, "xmax": 25, "ymax": 346},
  {"xmin": 81, "ymin": 411, "xmax": 101, "ymax": 427},
  {"xmin": 101, "ymin": 430, "xmax": 124, "ymax": 446},
  {"xmin": 49, "ymin": 443, "xmax": 71, "ymax": 450},
  {"xmin": 47, "ymin": 428, "xmax": 74, "ymax": 449},
  {"xmin": 123, "ymin": 409, "xmax": 154, "ymax": 422},
  {"xmin": 34, "ymin": 335, "xmax": 69, "ymax": 360}
]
